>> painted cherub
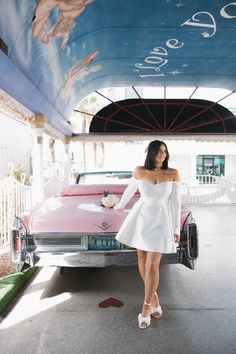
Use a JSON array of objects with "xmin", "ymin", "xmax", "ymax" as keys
[
  {"xmin": 32, "ymin": 0, "xmax": 94, "ymax": 49},
  {"xmin": 59, "ymin": 51, "xmax": 101, "ymax": 103}
]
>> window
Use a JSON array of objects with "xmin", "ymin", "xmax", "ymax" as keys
[{"xmin": 196, "ymin": 155, "xmax": 225, "ymax": 176}]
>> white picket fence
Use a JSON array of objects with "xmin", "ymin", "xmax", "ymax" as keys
[
  {"xmin": 0, "ymin": 174, "xmax": 64, "ymax": 247},
  {"xmin": 0, "ymin": 174, "xmax": 236, "ymax": 247}
]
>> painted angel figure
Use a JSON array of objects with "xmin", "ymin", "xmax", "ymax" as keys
[
  {"xmin": 59, "ymin": 51, "xmax": 101, "ymax": 103},
  {"xmin": 32, "ymin": 0, "xmax": 94, "ymax": 49}
]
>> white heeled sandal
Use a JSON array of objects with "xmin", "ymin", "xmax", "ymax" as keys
[
  {"xmin": 138, "ymin": 301, "xmax": 151, "ymax": 329},
  {"xmin": 151, "ymin": 292, "xmax": 162, "ymax": 318},
  {"xmin": 151, "ymin": 304, "xmax": 162, "ymax": 318}
]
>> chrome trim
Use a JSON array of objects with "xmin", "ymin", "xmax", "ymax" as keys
[
  {"xmin": 95, "ymin": 222, "xmax": 112, "ymax": 231},
  {"xmin": 33, "ymin": 249, "xmax": 138, "ymax": 267},
  {"xmin": 31, "ymin": 232, "xmax": 117, "ymax": 237},
  {"xmin": 28, "ymin": 244, "xmax": 87, "ymax": 252},
  {"xmin": 30, "ymin": 249, "xmax": 180, "ymax": 268}
]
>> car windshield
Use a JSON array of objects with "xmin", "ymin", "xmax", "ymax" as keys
[{"xmin": 76, "ymin": 171, "xmax": 132, "ymax": 184}]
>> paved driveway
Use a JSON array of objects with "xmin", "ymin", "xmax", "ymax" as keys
[{"xmin": 0, "ymin": 205, "xmax": 236, "ymax": 354}]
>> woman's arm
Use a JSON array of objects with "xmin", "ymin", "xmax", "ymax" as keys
[
  {"xmin": 115, "ymin": 177, "xmax": 138, "ymax": 209},
  {"xmin": 115, "ymin": 168, "xmax": 142, "ymax": 209},
  {"xmin": 169, "ymin": 170, "xmax": 181, "ymax": 241}
]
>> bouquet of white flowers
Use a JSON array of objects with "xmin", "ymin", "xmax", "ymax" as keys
[{"xmin": 101, "ymin": 191, "xmax": 119, "ymax": 208}]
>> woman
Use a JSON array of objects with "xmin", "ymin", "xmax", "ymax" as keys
[{"xmin": 115, "ymin": 140, "xmax": 181, "ymax": 329}]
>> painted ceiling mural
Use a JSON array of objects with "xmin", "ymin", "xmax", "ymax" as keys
[{"xmin": 0, "ymin": 0, "xmax": 236, "ymax": 135}]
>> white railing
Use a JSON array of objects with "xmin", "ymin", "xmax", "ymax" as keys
[
  {"xmin": 0, "ymin": 176, "xmax": 31, "ymax": 247},
  {"xmin": 223, "ymin": 177, "xmax": 236, "ymax": 203},
  {"xmin": 181, "ymin": 175, "xmax": 236, "ymax": 205},
  {"xmin": 0, "ymin": 173, "xmax": 64, "ymax": 247}
]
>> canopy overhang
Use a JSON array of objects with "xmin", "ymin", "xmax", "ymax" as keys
[
  {"xmin": 71, "ymin": 132, "xmax": 236, "ymax": 143},
  {"xmin": 88, "ymin": 97, "xmax": 236, "ymax": 134}
]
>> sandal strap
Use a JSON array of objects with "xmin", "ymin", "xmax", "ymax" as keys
[{"xmin": 144, "ymin": 301, "xmax": 152, "ymax": 306}]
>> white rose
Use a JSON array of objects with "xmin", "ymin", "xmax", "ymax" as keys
[{"xmin": 102, "ymin": 192, "xmax": 119, "ymax": 208}]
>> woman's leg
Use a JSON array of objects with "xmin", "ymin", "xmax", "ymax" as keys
[
  {"xmin": 137, "ymin": 250, "xmax": 162, "ymax": 315},
  {"xmin": 137, "ymin": 249, "xmax": 147, "ymax": 282},
  {"xmin": 141, "ymin": 252, "xmax": 162, "ymax": 317}
]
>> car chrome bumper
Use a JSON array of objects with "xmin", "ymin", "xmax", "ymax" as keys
[
  {"xmin": 31, "ymin": 248, "xmax": 180, "ymax": 268},
  {"xmin": 32, "ymin": 249, "xmax": 138, "ymax": 267}
]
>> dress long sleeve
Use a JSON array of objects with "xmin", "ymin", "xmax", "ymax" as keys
[
  {"xmin": 169, "ymin": 181, "xmax": 181, "ymax": 235},
  {"xmin": 115, "ymin": 177, "xmax": 138, "ymax": 209}
]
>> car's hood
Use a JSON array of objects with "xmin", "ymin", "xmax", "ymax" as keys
[
  {"xmin": 19, "ymin": 185, "xmax": 191, "ymax": 234},
  {"xmin": 22, "ymin": 194, "xmax": 137, "ymax": 233}
]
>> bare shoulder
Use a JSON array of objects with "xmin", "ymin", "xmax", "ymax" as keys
[
  {"xmin": 168, "ymin": 168, "xmax": 180, "ymax": 181},
  {"xmin": 132, "ymin": 166, "xmax": 145, "ymax": 179}
]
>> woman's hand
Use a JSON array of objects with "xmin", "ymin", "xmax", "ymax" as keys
[{"xmin": 174, "ymin": 234, "xmax": 180, "ymax": 243}]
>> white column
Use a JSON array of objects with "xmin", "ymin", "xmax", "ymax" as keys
[
  {"xmin": 190, "ymin": 153, "xmax": 197, "ymax": 178},
  {"xmin": 30, "ymin": 115, "xmax": 45, "ymax": 205},
  {"xmin": 225, "ymin": 155, "xmax": 236, "ymax": 177},
  {"xmin": 188, "ymin": 152, "xmax": 199, "ymax": 185},
  {"xmin": 82, "ymin": 142, "xmax": 86, "ymax": 172},
  {"xmin": 63, "ymin": 137, "xmax": 71, "ymax": 185}
]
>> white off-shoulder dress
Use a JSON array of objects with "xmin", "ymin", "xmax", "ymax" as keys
[{"xmin": 115, "ymin": 178, "xmax": 181, "ymax": 253}]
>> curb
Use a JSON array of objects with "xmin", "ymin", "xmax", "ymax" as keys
[{"xmin": 0, "ymin": 267, "xmax": 37, "ymax": 316}]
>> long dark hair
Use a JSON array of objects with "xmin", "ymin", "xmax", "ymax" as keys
[{"xmin": 144, "ymin": 140, "xmax": 169, "ymax": 170}]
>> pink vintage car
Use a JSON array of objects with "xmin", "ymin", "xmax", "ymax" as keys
[{"xmin": 11, "ymin": 171, "xmax": 198, "ymax": 272}]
